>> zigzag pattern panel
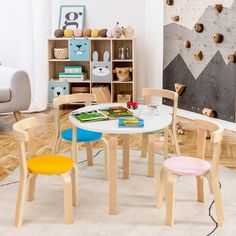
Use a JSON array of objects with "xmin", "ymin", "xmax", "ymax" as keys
[{"xmin": 163, "ymin": 0, "xmax": 236, "ymax": 122}]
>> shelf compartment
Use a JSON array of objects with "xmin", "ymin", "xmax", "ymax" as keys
[
  {"xmin": 48, "ymin": 40, "xmax": 69, "ymax": 60},
  {"xmin": 112, "ymin": 39, "xmax": 133, "ymax": 60},
  {"xmin": 91, "ymin": 40, "xmax": 111, "ymax": 61},
  {"xmin": 112, "ymin": 83, "xmax": 133, "ymax": 103},
  {"xmin": 91, "ymin": 83, "xmax": 111, "ymax": 103}
]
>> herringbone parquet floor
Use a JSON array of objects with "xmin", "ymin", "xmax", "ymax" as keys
[{"xmin": 0, "ymin": 108, "xmax": 236, "ymax": 181}]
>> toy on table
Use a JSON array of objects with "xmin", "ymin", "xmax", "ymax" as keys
[{"xmin": 127, "ymin": 101, "xmax": 138, "ymax": 109}]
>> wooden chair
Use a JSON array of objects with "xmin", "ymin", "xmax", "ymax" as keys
[
  {"xmin": 53, "ymin": 93, "xmax": 109, "ymax": 179},
  {"xmin": 141, "ymin": 88, "xmax": 180, "ymax": 177},
  {"xmin": 157, "ymin": 119, "xmax": 224, "ymax": 226},
  {"xmin": 13, "ymin": 117, "xmax": 76, "ymax": 227}
]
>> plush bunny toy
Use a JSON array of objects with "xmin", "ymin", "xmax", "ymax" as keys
[
  {"xmin": 107, "ymin": 22, "xmax": 123, "ymax": 38},
  {"xmin": 91, "ymin": 51, "xmax": 111, "ymax": 82}
]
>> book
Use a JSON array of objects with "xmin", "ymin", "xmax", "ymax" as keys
[
  {"xmin": 118, "ymin": 117, "xmax": 144, "ymax": 128},
  {"xmin": 64, "ymin": 65, "xmax": 82, "ymax": 73},
  {"xmin": 72, "ymin": 110, "xmax": 108, "ymax": 122},
  {"xmin": 99, "ymin": 106, "xmax": 134, "ymax": 119}
]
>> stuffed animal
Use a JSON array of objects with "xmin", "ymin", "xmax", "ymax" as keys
[
  {"xmin": 64, "ymin": 28, "xmax": 74, "ymax": 38},
  {"xmin": 54, "ymin": 29, "xmax": 64, "ymax": 38},
  {"xmin": 91, "ymin": 29, "xmax": 99, "ymax": 38},
  {"xmin": 73, "ymin": 29, "xmax": 83, "ymax": 38},
  {"xmin": 48, "ymin": 79, "xmax": 69, "ymax": 102},
  {"xmin": 98, "ymin": 29, "xmax": 108, "ymax": 37},
  {"xmin": 69, "ymin": 38, "xmax": 90, "ymax": 61},
  {"xmin": 107, "ymin": 22, "xmax": 123, "ymax": 38},
  {"xmin": 91, "ymin": 51, "xmax": 111, "ymax": 82},
  {"xmin": 123, "ymin": 26, "xmax": 134, "ymax": 38},
  {"xmin": 83, "ymin": 28, "xmax": 91, "ymax": 37}
]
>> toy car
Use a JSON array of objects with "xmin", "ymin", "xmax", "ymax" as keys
[{"xmin": 127, "ymin": 101, "xmax": 138, "ymax": 109}]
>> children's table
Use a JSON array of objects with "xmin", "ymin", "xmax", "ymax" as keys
[{"xmin": 69, "ymin": 103, "xmax": 172, "ymax": 215}]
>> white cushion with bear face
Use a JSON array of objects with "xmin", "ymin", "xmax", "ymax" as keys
[{"xmin": 0, "ymin": 86, "xmax": 11, "ymax": 102}]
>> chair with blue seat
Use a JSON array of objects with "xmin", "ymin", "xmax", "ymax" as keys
[
  {"xmin": 53, "ymin": 93, "xmax": 109, "ymax": 178},
  {"xmin": 141, "ymin": 88, "xmax": 180, "ymax": 177}
]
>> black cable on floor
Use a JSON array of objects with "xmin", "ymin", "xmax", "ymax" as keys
[{"xmin": 206, "ymin": 182, "xmax": 222, "ymax": 236}]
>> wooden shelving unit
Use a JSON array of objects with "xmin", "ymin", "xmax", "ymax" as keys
[{"xmin": 48, "ymin": 38, "xmax": 135, "ymax": 103}]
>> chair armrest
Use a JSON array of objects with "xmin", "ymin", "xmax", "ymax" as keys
[{"xmin": 0, "ymin": 65, "xmax": 31, "ymax": 112}]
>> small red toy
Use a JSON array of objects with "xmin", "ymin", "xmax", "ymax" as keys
[{"xmin": 127, "ymin": 101, "xmax": 138, "ymax": 109}]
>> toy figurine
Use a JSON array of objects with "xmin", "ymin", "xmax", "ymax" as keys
[{"xmin": 127, "ymin": 101, "xmax": 138, "ymax": 109}]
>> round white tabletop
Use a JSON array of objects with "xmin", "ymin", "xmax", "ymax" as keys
[{"xmin": 69, "ymin": 103, "xmax": 172, "ymax": 134}]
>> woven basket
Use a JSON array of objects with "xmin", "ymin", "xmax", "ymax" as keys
[
  {"xmin": 115, "ymin": 67, "xmax": 131, "ymax": 82},
  {"xmin": 54, "ymin": 48, "xmax": 68, "ymax": 60}
]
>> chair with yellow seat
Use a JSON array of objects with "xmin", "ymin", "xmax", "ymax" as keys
[
  {"xmin": 53, "ymin": 93, "xmax": 109, "ymax": 179},
  {"xmin": 13, "ymin": 117, "xmax": 76, "ymax": 227}
]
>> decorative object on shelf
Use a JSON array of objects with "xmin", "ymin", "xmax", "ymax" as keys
[
  {"xmin": 127, "ymin": 101, "xmax": 138, "ymax": 109},
  {"xmin": 183, "ymin": 40, "xmax": 191, "ymax": 48},
  {"xmin": 71, "ymin": 86, "xmax": 90, "ymax": 94},
  {"xmin": 113, "ymin": 67, "xmax": 132, "ymax": 82},
  {"xmin": 54, "ymin": 29, "xmax": 64, "ymax": 38},
  {"xmin": 107, "ymin": 22, "xmax": 123, "ymax": 38},
  {"xmin": 215, "ymin": 4, "xmax": 223, "ymax": 13},
  {"xmin": 73, "ymin": 29, "xmax": 83, "ymax": 37},
  {"xmin": 83, "ymin": 28, "xmax": 91, "ymax": 37},
  {"xmin": 172, "ymin": 16, "xmax": 179, "ymax": 22},
  {"xmin": 120, "ymin": 48, "xmax": 126, "ymax": 60},
  {"xmin": 91, "ymin": 29, "xmax": 99, "ymax": 38},
  {"xmin": 98, "ymin": 29, "xmax": 108, "ymax": 38},
  {"xmin": 174, "ymin": 83, "xmax": 186, "ymax": 95},
  {"xmin": 194, "ymin": 51, "xmax": 203, "ymax": 61},
  {"xmin": 48, "ymin": 79, "xmax": 69, "ymax": 102},
  {"xmin": 59, "ymin": 5, "xmax": 85, "ymax": 30},
  {"xmin": 64, "ymin": 28, "xmax": 74, "ymax": 38},
  {"xmin": 91, "ymin": 51, "xmax": 111, "ymax": 82},
  {"xmin": 123, "ymin": 26, "xmax": 134, "ymax": 38},
  {"xmin": 228, "ymin": 54, "xmax": 236, "ymax": 63},
  {"xmin": 213, "ymin": 33, "xmax": 224, "ymax": 43},
  {"xmin": 54, "ymin": 48, "xmax": 68, "ymax": 60},
  {"xmin": 117, "ymin": 94, "xmax": 131, "ymax": 103},
  {"xmin": 126, "ymin": 47, "xmax": 130, "ymax": 59},
  {"xmin": 194, "ymin": 23, "xmax": 204, "ymax": 33},
  {"xmin": 202, "ymin": 108, "xmax": 217, "ymax": 118},
  {"xmin": 69, "ymin": 38, "xmax": 90, "ymax": 61},
  {"xmin": 166, "ymin": 0, "xmax": 174, "ymax": 5}
]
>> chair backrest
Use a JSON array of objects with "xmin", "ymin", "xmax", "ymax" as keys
[
  {"xmin": 13, "ymin": 117, "xmax": 39, "ymax": 172},
  {"xmin": 194, "ymin": 119, "xmax": 224, "ymax": 176},
  {"xmin": 53, "ymin": 93, "xmax": 97, "ymax": 137},
  {"xmin": 142, "ymin": 88, "xmax": 178, "ymax": 130}
]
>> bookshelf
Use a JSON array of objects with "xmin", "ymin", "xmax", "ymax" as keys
[{"xmin": 48, "ymin": 38, "xmax": 135, "ymax": 103}]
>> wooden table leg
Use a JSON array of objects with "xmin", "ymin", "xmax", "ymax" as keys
[
  {"xmin": 109, "ymin": 134, "xmax": 117, "ymax": 215},
  {"xmin": 164, "ymin": 127, "xmax": 169, "ymax": 159},
  {"xmin": 71, "ymin": 126, "xmax": 79, "ymax": 207},
  {"xmin": 122, "ymin": 134, "xmax": 130, "ymax": 179}
]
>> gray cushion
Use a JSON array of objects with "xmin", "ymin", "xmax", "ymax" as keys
[{"xmin": 0, "ymin": 86, "xmax": 11, "ymax": 102}]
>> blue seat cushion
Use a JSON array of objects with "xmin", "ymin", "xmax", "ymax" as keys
[{"xmin": 61, "ymin": 128, "xmax": 102, "ymax": 143}]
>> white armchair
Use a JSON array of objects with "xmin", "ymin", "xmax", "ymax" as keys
[{"xmin": 0, "ymin": 65, "xmax": 31, "ymax": 120}]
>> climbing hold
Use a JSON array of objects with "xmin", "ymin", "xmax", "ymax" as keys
[
  {"xmin": 166, "ymin": 0, "xmax": 174, "ymax": 5},
  {"xmin": 194, "ymin": 23, "xmax": 204, "ymax": 33},
  {"xmin": 172, "ymin": 16, "xmax": 179, "ymax": 22},
  {"xmin": 183, "ymin": 40, "xmax": 191, "ymax": 48},
  {"xmin": 202, "ymin": 108, "xmax": 217, "ymax": 118},
  {"xmin": 194, "ymin": 51, "xmax": 203, "ymax": 61},
  {"xmin": 174, "ymin": 83, "xmax": 186, "ymax": 95},
  {"xmin": 213, "ymin": 33, "xmax": 224, "ymax": 43},
  {"xmin": 228, "ymin": 54, "xmax": 236, "ymax": 63},
  {"xmin": 214, "ymin": 4, "xmax": 223, "ymax": 13}
]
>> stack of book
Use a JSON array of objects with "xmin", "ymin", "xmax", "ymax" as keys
[
  {"xmin": 59, "ymin": 65, "xmax": 87, "ymax": 82},
  {"xmin": 91, "ymin": 85, "xmax": 111, "ymax": 103}
]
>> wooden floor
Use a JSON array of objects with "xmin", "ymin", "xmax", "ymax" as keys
[{"xmin": 1, "ymin": 108, "xmax": 236, "ymax": 181}]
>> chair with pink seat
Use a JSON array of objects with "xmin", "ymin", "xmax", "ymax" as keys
[{"xmin": 156, "ymin": 119, "xmax": 224, "ymax": 227}]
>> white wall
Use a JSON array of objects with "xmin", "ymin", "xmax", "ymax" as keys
[{"xmin": 52, "ymin": 0, "xmax": 147, "ymax": 99}]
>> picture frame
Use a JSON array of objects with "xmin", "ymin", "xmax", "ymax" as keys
[{"xmin": 59, "ymin": 5, "xmax": 85, "ymax": 30}]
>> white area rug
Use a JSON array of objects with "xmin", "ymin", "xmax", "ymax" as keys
[{"xmin": 0, "ymin": 149, "xmax": 236, "ymax": 236}]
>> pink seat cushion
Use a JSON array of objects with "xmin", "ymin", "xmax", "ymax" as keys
[{"xmin": 163, "ymin": 156, "xmax": 211, "ymax": 176}]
